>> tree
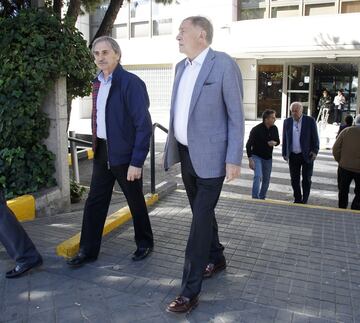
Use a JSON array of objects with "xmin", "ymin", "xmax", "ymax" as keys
[{"xmin": 1, "ymin": 1, "xmax": 174, "ymax": 41}]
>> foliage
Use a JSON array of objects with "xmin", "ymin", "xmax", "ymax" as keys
[
  {"xmin": 0, "ymin": 9, "xmax": 96, "ymax": 198},
  {"xmin": 70, "ymin": 179, "xmax": 86, "ymax": 203}
]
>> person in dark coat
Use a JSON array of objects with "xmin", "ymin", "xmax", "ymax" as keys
[{"xmin": 0, "ymin": 189, "xmax": 42, "ymax": 278}]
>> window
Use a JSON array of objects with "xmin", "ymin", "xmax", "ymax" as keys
[
  {"xmin": 305, "ymin": 3, "xmax": 336, "ymax": 16},
  {"xmin": 271, "ymin": 5, "xmax": 299, "ymax": 18},
  {"xmin": 341, "ymin": 0, "xmax": 360, "ymax": 13},
  {"xmin": 131, "ymin": 21, "xmax": 149, "ymax": 38},
  {"xmin": 152, "ymin": 18, "xmax": 172, "ymax": 36},
  {"xmin": 112, "ymin": 24, "xmax": 128, "ymax": 39},
  {"xmin": 238, "ymin": 0, "xmax": 267, "ymax": 20}
]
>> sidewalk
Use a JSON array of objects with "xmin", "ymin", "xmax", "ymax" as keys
[{"xmin": 1, "ymin": 188, "xmax": 360, "ymax": 322}]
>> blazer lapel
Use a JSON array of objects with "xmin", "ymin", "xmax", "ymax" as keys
[
  {"xmin": 170, "ymin": 61, "xmax": 186, "ymax": 123},
  {"xmin": 188, "ymin": 49, "xmax": 215, "ymax": 117}
]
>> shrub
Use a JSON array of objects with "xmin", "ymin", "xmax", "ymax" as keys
[{"xmin": 0, "ymin": 9, "xmax": 96, "ymax": 198}]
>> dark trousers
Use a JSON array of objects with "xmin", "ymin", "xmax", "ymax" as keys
[
  {"xmin": 338, "ymin": 167, "xmax": 360, "ymax": 210},
  {"xmin": 0, "ymin": 191, "xmax": 41, "ymax": 265},
  {"xmin": 79, "ymin": 139, "xmax": 153, "ymax": 258},
  {"xmin": 178, "ymin": 143, "xmax": 225, "ymax": 299},
  {"xmin": 289, "ymin": 152, "xmax": 314, "ymax": 204},
  {"xmin": 334, "ymin": 106, "xmax": 342, "ymax": 124}
]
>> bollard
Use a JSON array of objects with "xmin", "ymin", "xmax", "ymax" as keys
[{"xmin": 69, "ymin": 131, "xmax": 80, "ymax": 183}]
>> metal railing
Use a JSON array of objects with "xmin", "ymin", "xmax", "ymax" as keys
[
  {"xmin": 68, "ymin": 131, "xmax": 92, "ymax": 183},
  {"xmin": 68, "ymin": 123, "xmax": 168, "ymax": 194},
  {"xmin": 150, "ymin": 123, "xmax": 168, "ymax": 194}
]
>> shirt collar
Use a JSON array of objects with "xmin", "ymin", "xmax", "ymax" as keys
[
  {"xmin": 98, "ymin": 71, "xmax": 113, "ymax": 84},
  {"xmin": 293, "ymin": 114, "xmax": 303, "ymax": 123},
  {"xmin": 184, "ymin": 47, "xmax": 210, "ymax": 67}
]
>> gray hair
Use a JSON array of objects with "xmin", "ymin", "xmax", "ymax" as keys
[
  {"xmin": 91, "ymin": 36, "xmax": 122, "ymax": 58},
  {"xmin": 355, "ymin": 114, "xmax": 360, "ymax": 126},
  {"xmin": 290, "ymin": 101, "xmax": 303, "ymax": 112},
  {"xmin": 184, "ymin": 16, "xmax": 213, "ymax": 44}
]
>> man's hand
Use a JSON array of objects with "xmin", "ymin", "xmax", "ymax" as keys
[
  {"xmin": 267, "ymin": 140, "xmax": 277, "ymax": 147},
  {"xmin": 283, "ymin": 156, "xmax": 288, "ymax": 162},
  {"xmin": 309, "ymin": 152, "xmax": 317, "ymax": 162},
  {"xmin": 248, "ymin": 158, "xmax": 255, "ymax": 171},
  {"xmin": 226, "ymin": 163, "xmax": 241, "ymax": 182},
  {"xmin": 127, "ymin": 165, "xmax": 142, "ymax": 181}
]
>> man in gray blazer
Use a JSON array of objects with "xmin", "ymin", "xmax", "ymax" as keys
[
  {"xmin": 0, "ymin": 189, "xmax": 42, "ymax": 278},
  {"xmin": 164, "ymin": 16, "xmax": 244, "ymax": 313}
]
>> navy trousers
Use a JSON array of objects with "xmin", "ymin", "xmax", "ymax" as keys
[
  {"xmin": 79, "ymin": 139, "xmax": 153, "ymax": 258},
  {"xmin": 178, "ymin": 143, "xmax": 225, "ymax": 298},
  {"xmin": 289, "ymin": 152, "xmax": 314, "ymax": 204},
  {"xmin": 0, "ymin": 191, "xmax": 41, "ymax": 265}
]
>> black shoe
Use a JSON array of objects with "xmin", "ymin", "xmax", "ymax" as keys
[
  {"xmin": 67, "ymin": 253, "xmax": 97, "ymax": 268},
  {"xmin": 6, "ymin": 256, "xmax": 43, "ymax": 279},
  {"xmin": 132, "ymin": 247, "xmax": 153, "ymax": 261},
  {"xmin": 203, "ymin": 259, "xmax": 226, "ymax": 279}
]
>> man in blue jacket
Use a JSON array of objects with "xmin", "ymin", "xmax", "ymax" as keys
[
  {"xmin": 67, "ymin": 36, "xmax": 153, "ymax": 267},
  {"xmin": 282, "ymin": 102, "xmax": 319, "ymax": 204}
]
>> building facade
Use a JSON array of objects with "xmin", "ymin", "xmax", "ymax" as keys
[{"xmin": 70, "ymin": 0, "xmax": 360, "ymax": 133}]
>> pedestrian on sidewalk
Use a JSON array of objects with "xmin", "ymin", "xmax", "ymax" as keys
[
  {"xmin": 332, "ymin": 114, "xmax": 360, "ymax": 210},
  {"xmin": 164, "ymin": 16, "xmax": 244, "ymax": 313},
  {"xmin": 67, "ymin": 36, "xmax": 153, "ymax": 268},
  {"xmin": 0, "ymin": 189, "xmax": 43, "ymax": 278},
  {"xmin": 282, "ymin": 102, "xmax": 319, "ymax": 204},
  {"xmin": 246, "ymin": 109, "xmax": 280, "ymax": 200}
]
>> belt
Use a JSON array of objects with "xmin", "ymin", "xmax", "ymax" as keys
[{"xmin": 177, "ymin": 142, "xmax": 188, "ymax": 151}]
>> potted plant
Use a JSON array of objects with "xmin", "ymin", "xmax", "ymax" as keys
[{"xmin": 70, "ymin": 179, "xmax": 86, "ymax": 203}]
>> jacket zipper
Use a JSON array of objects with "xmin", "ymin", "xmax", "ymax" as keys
[{"xmin": 104, "ymin": 79, "xmax": 114, "ymax": 171}]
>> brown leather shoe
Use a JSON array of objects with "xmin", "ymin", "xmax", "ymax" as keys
[
  {"xmin": 203, "ymin": 259, "xmax": 226, "ymax": 278},
  {"xmin": 166, "ymin": 295, "xmax": 199, "ymax": 313}
]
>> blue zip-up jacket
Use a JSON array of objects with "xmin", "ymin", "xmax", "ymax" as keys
[{"xmin": 92, "ymin": 64, "xmax": 152, "ymax": 168}]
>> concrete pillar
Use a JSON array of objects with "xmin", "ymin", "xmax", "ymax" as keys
[{"xmin": 39, "ymin": 78, "xmax": 70, "ymax": 216}]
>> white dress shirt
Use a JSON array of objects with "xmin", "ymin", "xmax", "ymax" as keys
[
  {"xmin": 96, "ymin": 72, "xmax": 113, "ymax": 139},
  {"xmin": 292, "ymin": 115, "xmax": 303, "ymax": 154},
  {"xmin": 174, "ymin": 47, "xmax": 209, "ymax": 146}
]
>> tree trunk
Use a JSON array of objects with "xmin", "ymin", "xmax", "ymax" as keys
[
  {"xmin": 66, "ymin": 0, "xmax": 81, "ymax": 24},
  {"xmin": 53, "ymin": 0, "xmax": 63, "ymax": 17},
  {"xmin": 89, "ymin": 0, "xmax": 124, "ymax": 48}
]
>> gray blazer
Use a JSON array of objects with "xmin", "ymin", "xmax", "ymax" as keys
[{"xmin": 164, "ymin": 48, "xmax": 244, "ymax": 178}]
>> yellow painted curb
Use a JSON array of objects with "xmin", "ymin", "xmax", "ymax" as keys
[
  {"xmin": 56, "ymin": 193, "xmax": 159, "ymax": 258},
  {"xmin": 87, "ymin": 149, "xmax": 94, "ymax": 160},
  {"xmin": 217, "ymin": 189, "xmax": 360, "ymax": 214},
  {"xmin": 7, "ymin": 195, "xmax": 35, "ymax": 222}
]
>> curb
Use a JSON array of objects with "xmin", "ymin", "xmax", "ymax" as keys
[
  {"xmin": 56, "ymin": 181, "xmax": 177, "ymax": 258},
  {"xmin": 7, "ymin": 195, "xmax": 35, "ymax": 222},
  {"xmin": 218, "ymin": 190, "xmax": 360, "ymax": 214}
]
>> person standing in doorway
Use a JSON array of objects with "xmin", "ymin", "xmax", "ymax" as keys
[
  {"xmin": 282, "ymin": 102, "xmax": 319, "ymax": 204},
  {"xmin": 67, "ymin": 36, "xmax": 153, "ymax": 267},
  {"xmin": 164, "ymin": 16, "xmax": 244, "ymax": 313},
  {"xmin": 316, "ymin": 89, "xmax": 332, "ymax": 123},
  {"xmin": 333, "ymin": 89, "xmax": 346, "ymax": 125},
  {"xmin": 332, "ymin": 114, "xmax": 360, "ymax": 210},
  {"xmin": 246, "ymin": 109, "xmax": 280, "ymax": 200}
]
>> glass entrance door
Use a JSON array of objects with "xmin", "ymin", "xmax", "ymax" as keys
[
  {"xmin": 313, "ymin": 63, "xmax": 358, "ymax": 122},
  {"xmin": 257, "ymin": 65, "xmax": 283, "ymax": 118},
  {"xmin": 287, "ymin": 65, "xmax": 310, "ymax": 116}
]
